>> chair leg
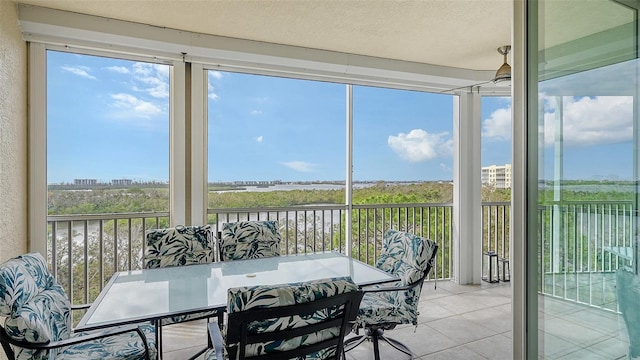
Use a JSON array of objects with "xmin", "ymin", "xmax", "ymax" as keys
[
  {"xmin": 378, "ymin": 333, "xmax": 413, "ymax": 358},
  {"xmin": 371, "ymin": 331, "xmax": 381, "ymax": 360},
  {"xmin": 343, "ymin": 334, "xmax": 368, "ymax": 353},
  {"xmin": 344, "ymin": 327, "xmax": 414, "ymax": 360},
  {"xmin": 186, "ymin": 347, "xmax": 208, "ymax": 360}
]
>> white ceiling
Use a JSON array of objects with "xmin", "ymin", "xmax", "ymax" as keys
[{"xmin": 14, "ymin": 0, "xmax": 514, "ymax": 72}]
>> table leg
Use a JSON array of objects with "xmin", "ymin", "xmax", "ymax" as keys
[{"xmin": 155, "ymin": 319, "xmax": 163, "ymax": 360}]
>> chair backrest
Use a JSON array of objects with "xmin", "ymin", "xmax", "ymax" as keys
[
  {"xmin": 144, "ymin": 225, "xmax": 215, "ymax": 269},
  {"xmin": 225, "ymin": 277, "xmax": 363, "ymax": 360},
  {"xmin": 375, "ymin": 229, "xmax": 438, "ymax": 322},
  {"xmin": 219, "ymin": 221, "xmax": 282, "ymax": 261},
  {"xmin": 0, "ymin": 253, "xmax": 71, "ymax": 359}
]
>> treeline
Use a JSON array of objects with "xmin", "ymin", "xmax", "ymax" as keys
[
  {"xmin": 48, "ymin": 187, "xmax": 169, "ymax": 215},
  {"xmin": 48, "ymin": 182, "xmax": 512, "ymax": 215}
]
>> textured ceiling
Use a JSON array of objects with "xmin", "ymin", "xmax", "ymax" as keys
[{"xmin": 15, "ymin": 0, "xmax": 514, "ymax": 72}]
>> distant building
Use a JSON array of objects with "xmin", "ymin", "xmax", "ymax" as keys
[
  {"xmin": 111, "ymin": 179, "xmax": 133, "ymax": 186},
  {"xmin": 482, "ymin": 164, "xmax": 512, "ymax": 189},
  {"xmin": 74, "ymin": 178, "xmax": 97, "ymax": 186}
]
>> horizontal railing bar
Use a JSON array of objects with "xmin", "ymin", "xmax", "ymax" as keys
[
  {"xmin": 48, "ymin": 211, "xmax": 170, "ymax": 222},
  {"xmin": 352, "ymin": 203, "xmax": 454, "ymax": 209}
]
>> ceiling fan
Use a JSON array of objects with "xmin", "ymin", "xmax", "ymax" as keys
[{"xmin": 440, "ymin": 45, "xmax": 511, "ymax": 93}]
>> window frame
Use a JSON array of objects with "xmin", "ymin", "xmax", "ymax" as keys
[{"xmin": 28, "ymin": 44, "xmax": 185, "ymax": 252}]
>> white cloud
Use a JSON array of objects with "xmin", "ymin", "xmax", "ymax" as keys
[
  {"xmin": 251, "ymin": 110, "xmax": 262, "ymax": 115},
  {"xmin": 105, "ymin": 66, "xmax": 130, "ymax": 74},
  {"xmin": 208, "ymin": 83, "xmax": 219, "ymax": 101},
  {"xmin": 61, "ymin": 65, "xmax": 96, "ymax": 79},
  {"xmin": 282, "ymin": 161, "xmax": 316, "ymax": 172},
  {"xmin": 131, "ymin": 62, "xmax": 169, "ymax": 98},
  {"xmin": 388, "ymin": 129, "xmax": 453, "ymax": 162},
  {"xmin": 207, "ymin": 71, "xmax": 222, "ymax": 100},
  {"xmin": 256, "ymin": 136, "xmax": 263, "ymax": 142},
  {"xmin": 110, "ymin": 93, "xmax": 161, "ymax": 118},
  {"xmin": 482, "ymin": 107, "xmax": 512, "ymax": 141},
  {"xmin": 543, "ymin": 96, "xmax": 632, "ymax": 147}
]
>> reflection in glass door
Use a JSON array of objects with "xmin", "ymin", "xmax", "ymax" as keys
[{"xmin": 530, "ymin": 0, "xmax": 639, "ymax": 358}]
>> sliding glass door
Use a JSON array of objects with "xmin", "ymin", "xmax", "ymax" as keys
[{"xmin": 529, "ymin": 0, "xmax": 640, "ymax": 358}]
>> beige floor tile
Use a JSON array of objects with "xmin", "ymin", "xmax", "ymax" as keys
[
  {"xmin": 419, "ymin": 345, "xmax": 488, "ymax": 360},
  {"xmin": 427, "ymin": 314, "xmax": 498, "ymax": 345},
  {"xmin": 464, "ymin": 333, "xmax": 512, "ymax": 359}
]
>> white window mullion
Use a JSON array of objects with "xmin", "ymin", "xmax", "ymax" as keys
[
  {"xmin": 170, "ymin": 61, "xmax": 186, "ymax": 226},
  {"xmin": 345, "ymin": 84, "xmax": 353, "ymax": 256},
  {"xmin": 190, "ymin": 63, "xmax": 207, "ymax": 225},
  {"xmin": 28, "ymin": 42, "xmax": 48, "ymax": 255}
]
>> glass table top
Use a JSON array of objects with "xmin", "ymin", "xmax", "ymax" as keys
[{"xmin": 77, "ymin": 252, "xmax": 396, "ymax": 330}]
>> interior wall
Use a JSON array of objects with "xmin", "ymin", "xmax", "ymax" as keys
[{"xmin": 0, "ymin": 1, "xmax": 28, "ymax": 266}]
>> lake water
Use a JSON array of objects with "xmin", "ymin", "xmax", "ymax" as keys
[
  {"xmin": 542, "ymin": 184, "xmax": 637, "ymax": 193},
  {"xmin": 213, "ymin": 183, "xmax": 374, "ymax": 193}
]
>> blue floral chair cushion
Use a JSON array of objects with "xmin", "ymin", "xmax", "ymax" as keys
[
  {"xmin": 144, "ymin": 224, "xmax": 215, "ymax": 269},
  {"xmin": 0, "ymin": 253, "xmax": 156, "ymax": 360},
  {"xmin": 144, "ymin": 225, "xmax": 218, "ymax": 326},
  {"xmin": 219, "ymin": 221, "xmax": 282, "ymax": 261},
  {"xmin": 203, "ymin": 277, "xmax": 359, "ymax": 360},
  {"xmin": 353, "ymin": 229, "xmax": 437, "ymax": 329}
]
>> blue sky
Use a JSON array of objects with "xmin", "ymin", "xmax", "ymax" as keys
[{"xmin": 47, "ymin": 50, "xmax": 518, "ymax": 184}]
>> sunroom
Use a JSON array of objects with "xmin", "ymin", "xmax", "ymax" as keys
[{"xmin": 2, "ymin": 1, "xmax": 640, "ymax": 359}]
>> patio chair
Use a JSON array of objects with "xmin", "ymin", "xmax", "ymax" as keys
[
  {"xmin": 203, "ymin": 276, "xmax": 363, "ymax": 360},
  {"xmin": 144, "ymin": 224, "xmax": 215, "ymax": 269},
  {"xmin": 218, "ymin": 221, "xmax": 282, "ymax": 261},
  {"xmin": 144, "ymin": 225, "xmax": 221, "ymax": 359},
  {"xmin": 344, "ymin": 229, "xmax": 438, "ymax": 360},
  {"xmin": 0, "ymin": 252, "xmax": 156, "ymax": 360}
]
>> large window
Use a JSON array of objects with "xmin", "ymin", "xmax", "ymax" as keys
[
  {"xmin": 205, "ymin": 71, "xmax": 457, "ymax": 258},
  {"xmin": 352, "ymin": 87, "xmax": 454, "ymax": 182},
  {"xmin": 47, "ymin": 51, "xmax": 171, "ymax": 213},
  {"xmin": 46, "ymin": 51, "xmax": 171, "ymax": 300},
  {"xmin": 206, "ymin": 71, "xmax": 346, "ymax": 209},
  {"xmin": 206, "ymin": 71, "xmax": 346, "ymax": 253}
]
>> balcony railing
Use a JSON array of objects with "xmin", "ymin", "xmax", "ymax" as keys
[
  {"xmin": 538, "ymin": 200, "xmax": 635, "ymax": 312},
  {"xmin": 44, "ymin": 199, "xmax": 639, "ymax": 322},
  {"xmin": 208, "ymin": 203, "xmax": 457, "ymax": 280},
  {"xmin": 47, "ymin": 202, "xmax": 512, "ymax": 311}
]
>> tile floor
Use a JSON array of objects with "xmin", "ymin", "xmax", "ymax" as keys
[{"xmin": 160, "ymin": 280, "xmax": 632, "ymax": 360}]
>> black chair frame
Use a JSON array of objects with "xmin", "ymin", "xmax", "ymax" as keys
[
  {"xmin": 0, "ymin": 323, "xmax": 152, "ymax": 360},
  {"xmin": 344, "ymin": 243, "xmax": 438, "ymax": 360},
  {"xmin": 208, "ymin": 290, "xmax": 364, "ymax": 360}
]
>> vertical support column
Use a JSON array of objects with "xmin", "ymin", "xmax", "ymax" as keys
[
  {"xmin": 635, "ymin": 57, "xmax": 640, "ymax": 276},
  {"xmin": 345, "ymin": 84, "xmax": 353, "ymax": 257},
  {"xmin": 513, "ymin": 1, "xmax": 538, "ymax": 358},
  {"xmin": 453, "ymin": 90, "xmax": 482, "ymax": 284},
  {"xmin": 633, "ymin": 8, "xmax": 640, "ymax": 276},
  {"xmin": 28, "ymin": 42, "xmax": 48, "ymax": 255},
  {"xmin": 170, "ymin": 61, "xmax": 186, "ymax": 227},
  {"xmin": 190, "ymin": 63, "xmax": 207, "ymax": 226}
]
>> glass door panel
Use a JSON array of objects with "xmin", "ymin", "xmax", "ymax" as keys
[{"xmin": 531, "ymin": 0, "xmax": 639, "ymax": 358}]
